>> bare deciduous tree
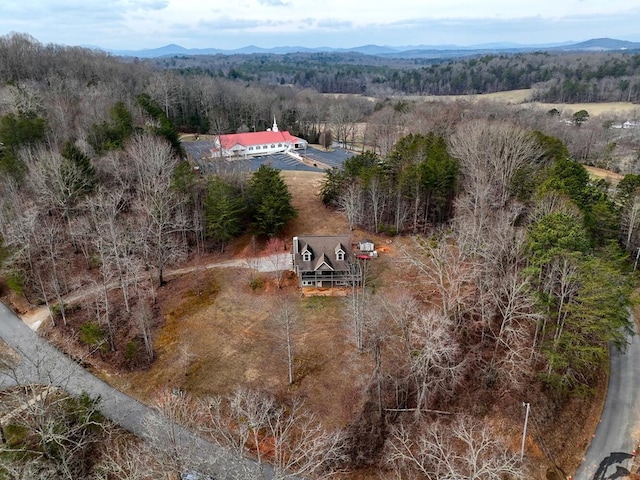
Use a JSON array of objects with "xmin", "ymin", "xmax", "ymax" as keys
[
  {"xmin": 1, "ymin": 347, "xmax": 107, "ymax": 480},
  {"xmin": 405, "ymin": 235, "xmax": 477, "ymax": 326},
  {"xmin": 408, "ymin": 309, "xmax": 464, "ymax": 417},
  {"xmin": 266, "ymin": 237, "xmax": 288, "ymax": 289},
  {"xmin": 199, "ymin": 388, "xmax": 346, "ymax": 479},
  {"xmin": 449, "ymin": 120, "xmax": 543, "ymax": 209},
  {"xmin": 94, "ymin": 431, "xmax": 157, "ymax": 480},
  {"xmin": 367, "ymin": 175, "xmax": 386, "ymax": 233},
  {"xmin": 127, "ymin": 133, "xmax": 188, "ymax": 286},
  {"xmin": 275, "ymin": 294, "xmax": 298, "ymax": 385},
  {"xmin": 385, "ymin": 415, "xmax": 525, "ymax": 480},
  {"xmin": 337, "ymin": 182, "xmax": 363, "ymax": 231},
  {"xmin": 86, "ymin": 187, "xmax": 139, "ymax": 314},
  {"xmin": 143, "ymin": 388, "xmax": 203, "ymax": 479},
  {"xmin": 621, "ymin": 193, "xmax": 640, "ymax": 251},
  {"xmin": 133, "ymin": 294, "xmax": 155, "ymax": 362}
]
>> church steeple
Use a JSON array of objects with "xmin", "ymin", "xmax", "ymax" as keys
[{"xmin": 272, "ymin": 116, "xmax": 279, "ymax": 132}]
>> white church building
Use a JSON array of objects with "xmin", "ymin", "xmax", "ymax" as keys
[{"xmin": 210, "ymin": 118, "xmax": 308, "ymax": 158}]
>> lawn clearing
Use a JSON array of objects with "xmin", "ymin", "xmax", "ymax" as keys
[
  {"xmin": 402, "ymin": 89, "xmax": 640, "ymax": 116},
  {"xmin": 585, "ymin": 165, "xmax": 624, "ymax": 185},
  {"xmin": 114, "ymin": 170, "xmax": 375, "ymax": 430}
]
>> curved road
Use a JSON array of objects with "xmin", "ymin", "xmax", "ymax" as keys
[
  {"xmin": 4, "ymin": 257, "xmax": 638, "ymax": 479},
  {"xmin": 574, "ymin": 319, "xmax": 640, "ymax": 479},
  {"xmin": 0, "ymin": 300, "xmax": 268, "ymax": 479}
]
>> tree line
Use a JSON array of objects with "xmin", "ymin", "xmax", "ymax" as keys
[
  {"xmin": 149, "ymin": 49, "xmax": 640, "ymax": 102},
  {"xmin": 3, "ymin": 32, "xmax": 637, "ymax": 177},
  {"xmin": 310, "ymin": 122, "xmax": 635, "ymax": 478},
  {"xmin": 320, "ymin": 133, "xmax": 458, "ymax": 234}
]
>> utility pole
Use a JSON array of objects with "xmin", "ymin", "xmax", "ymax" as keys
[{"xmin": 520, "ymin": 402, "xmax": 531, "ymax": 461}]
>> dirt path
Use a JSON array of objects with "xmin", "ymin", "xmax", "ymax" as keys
[{"xmin": 19, "ymin": 253, "xmax": 292, "ymax": 331}]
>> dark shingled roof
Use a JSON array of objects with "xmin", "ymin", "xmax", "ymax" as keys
[{"xmin": 293, "ymin": 235, "xmax": 352, "ymax": 272}]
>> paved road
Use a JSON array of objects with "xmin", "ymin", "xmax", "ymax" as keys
[
  {"xmin": 0, "ymin": 300, "xmax": 268, "ymax": 479},
  {"xmin": 574, "ymin": 318, "xmax": 640, "ymax": 480}
]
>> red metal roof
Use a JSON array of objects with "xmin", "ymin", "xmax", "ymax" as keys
[{"xmin": 218, "ymin": 130, "xmax": 303, "ymax": 149}]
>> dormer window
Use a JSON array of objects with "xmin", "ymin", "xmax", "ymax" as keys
[
  {"xmin": 303, "ymin": 252, "xmax": 312, "ymax": 262},
  {"xmin": 336, "ymin": 251, "xmax": 345, "ymax": 261}
]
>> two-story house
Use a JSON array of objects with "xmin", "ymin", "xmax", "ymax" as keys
[{"xmin": 291, "ymin": 235, "xmax": 361, "ymax": 288}]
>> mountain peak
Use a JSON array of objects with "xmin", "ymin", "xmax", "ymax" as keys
[{"xmin": 106, "ymin": 37, "xmax": 640, "ymax": 59}]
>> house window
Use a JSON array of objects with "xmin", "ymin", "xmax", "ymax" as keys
[
  {"xmin": 271, "ymin": 144, "xmax": 275, "ymax": 148},
  {"xmin": 302, "ymin": 252, "xmax": 311, "ymax": 262},
  {"xmin": 248, "ymin": 146, "xmax": 253, "ymax": 150},
  {"xmin": 278, "ymin": 143, "xmax": 282, "ymax": 147},
  {"xmin": 336, "ymin": 251, "xmax": 344, "ymax": 261}
]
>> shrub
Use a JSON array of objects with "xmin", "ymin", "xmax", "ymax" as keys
[
  {"xmin": 80, "ymin": 321, "xmax": 104, "ymax": 347},
  {"xmin": 6, "ymin": 270, "xmax": 24, "ymax": 294},
  {"xmin": 249, "ymin": 277, "xmax": 264, "ymax": 291}
]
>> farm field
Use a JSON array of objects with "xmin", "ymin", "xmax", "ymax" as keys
[{"xmin": 402, "ymin": 88, "xmax": 640, "ymax": 116}]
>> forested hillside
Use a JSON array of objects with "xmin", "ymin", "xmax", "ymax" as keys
[
  {"xmin": 149, "ymin": 49, "xmax": 640, "ymax": 102},
  {"xmin": 1, "ymin": 32, "xmax": 640, "ymax": 480}
]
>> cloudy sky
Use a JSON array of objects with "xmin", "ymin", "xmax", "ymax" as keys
[{"xmin": 2, "ymin": 0, "xmax": 640, "ymax": 50}]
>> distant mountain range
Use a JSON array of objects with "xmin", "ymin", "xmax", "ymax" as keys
[{"xmin": 104, "ymin": 38, "xmax": 640, "ymax": 59}]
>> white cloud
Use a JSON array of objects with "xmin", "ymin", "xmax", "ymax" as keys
[
  {"xmin": 257, "ymin": 0, "xmax": 289, "ymax": 5},
  {"xmin": 0, "ymin": 0, "xmax": 639, "ymax": 49}
]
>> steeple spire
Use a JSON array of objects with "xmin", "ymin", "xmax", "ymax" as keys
[{"xmin": 272, "ymin": 116, "xmax": 279, "ymax": 132}]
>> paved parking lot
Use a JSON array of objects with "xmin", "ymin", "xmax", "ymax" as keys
[
  {"xmin": 184, "ymin": 142, "xmax": 356, "ymax": 173},
  {"xmin": 303, "ymin": 145, "xmax": 356, "ymax": 169},
  {"xmin": 235, "ymin": 153, "xmax": 322, "ymax": 172}
]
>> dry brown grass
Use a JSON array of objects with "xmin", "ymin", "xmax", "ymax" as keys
[
  {"xmin": 117, "ymin": 266, "xmax": 373, "ymax": 430},
  {"xmin": 585, "ymin": 165, "xmax": 625, "ymax": 185},
  {"xmin": 392, "ymin": 89, "xmax": 640, "ymax": 116},
  {"xmin": 114, "ymin": 171, "xmax": 377, "ymax": 430}
]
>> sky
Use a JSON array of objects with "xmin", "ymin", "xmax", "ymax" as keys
[{"xmin": 1, "ymin": 0, "xmax": 640, "ymax": 51}]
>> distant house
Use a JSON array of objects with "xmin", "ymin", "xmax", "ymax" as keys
[
  {"xmin": 292, "ymin": 235, "xmax": 360, "ymax": 288},
  {"xmin": 210, "ymin": 118, "xmax": 308, "ymax": 158}
]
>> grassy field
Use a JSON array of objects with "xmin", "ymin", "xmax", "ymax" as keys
[
  {"xmin": 396, "ymin": 89, "xmax": 640, "ymax": 116},
  {"xmin": 585, "ymin": 165, "xmax": 624, "ymax": 184},
  {"xmin": 112, "ymin": 171, "xmax": 399, "ymax": 431}
]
